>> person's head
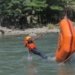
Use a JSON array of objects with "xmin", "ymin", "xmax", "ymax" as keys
[
  {"xmin": 59, "ymin": 11, "xmax": 67, "ymax": 21},
  {"xmin": 25, "ymin": 36, "xmax": 32, "ymax": 41}
]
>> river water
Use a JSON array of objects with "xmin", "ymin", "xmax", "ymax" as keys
[{"xmin": 0, "ymin": 33, "xmax": 75, "ymax": 75}]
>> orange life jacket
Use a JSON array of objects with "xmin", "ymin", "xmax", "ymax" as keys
[
  {"xmin": 26, "ymin": 43, "xmax": 36, "ymax": 50},
  {"xmin": 56, "ymin": 17, "xmax": 75, "ymax": 63},
  {"xmin": 23, "ymin": 39, "xmax": 36, "ymax": 50},
  {"xmin": 73, "ymin": 26, "xmax": 75, "ymax": 52}
]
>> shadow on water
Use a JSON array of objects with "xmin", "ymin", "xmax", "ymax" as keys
[
  {"xmin": 57, "ymin": 53, "xmax": 75, "ymax": 75},
  {"xmin": 58, "ymin": 64, "xmax": 75, "ymax": 75},
  {"xmin": 26, "ymin": 61, "xmax": 38, "ymax": 75}
]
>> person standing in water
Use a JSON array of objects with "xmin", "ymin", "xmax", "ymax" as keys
[
  {"xmin": 55, "ymin": 11, "xmax": 75, "ymax": 63},
  {"xmin": 23, "ymin": 36, "xmax": 47, "ymax": 59}
]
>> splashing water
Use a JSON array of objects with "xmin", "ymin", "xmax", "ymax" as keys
[{"xmin": 27, "ymin": 55, "xmax": 32, "ymax": 61}]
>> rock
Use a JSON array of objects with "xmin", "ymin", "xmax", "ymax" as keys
[{"xmin": 0, "ymin": 30, "xmax": 5, "ymax": 35}]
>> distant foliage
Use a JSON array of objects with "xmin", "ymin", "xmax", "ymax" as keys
[{"xmin": 0, "ymin": 0, "xmax": 75, "ymax": 29}]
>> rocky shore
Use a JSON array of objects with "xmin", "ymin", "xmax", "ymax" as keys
[{"xmin": 0, "ymin": 26, "xmax": 59, "ymax": 36}]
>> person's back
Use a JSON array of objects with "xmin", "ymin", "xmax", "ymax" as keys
[
  {"xmin": 25, "ymin": 40, "xmax": 36, "ymax": 51},
  {"xmin": 55, "ymin": 14, "xmax": 75, "ymax": 63}
]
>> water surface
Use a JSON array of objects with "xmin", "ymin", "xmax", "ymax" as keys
[{"xmin": 0, "ymin": 33, "xmax": 75, "ymax": 75}]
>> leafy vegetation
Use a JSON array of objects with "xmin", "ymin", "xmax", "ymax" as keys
[{"xmin": 0, "ymin": 0, "xmax": 75, "ymax": 29}]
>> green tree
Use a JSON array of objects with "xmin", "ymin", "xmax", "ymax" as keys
[{"xmin": 0, "ymin": 0, "xmax": 75, "ymax": 28}]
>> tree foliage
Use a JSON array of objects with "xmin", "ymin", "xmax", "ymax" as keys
[
  {"xmin": 1, "ymin": 0, "xmax": 75, "ymax": 16},
  {"xmin": 0, "ymin": 0, "xmax": 75, "ymax": 29}
]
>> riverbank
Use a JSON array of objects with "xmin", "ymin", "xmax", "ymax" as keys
[{"xmin": 0, "ymin": 26, "xmax": 59, "ymax": 36}]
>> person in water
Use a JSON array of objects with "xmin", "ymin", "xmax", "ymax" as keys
[
  {"xmin": 23, "ymin": 36, "xmax": 47, "ymax": 59},
  {"xmin": 55, "ymin": 11, "xmax": 75, "ymax": 63}
]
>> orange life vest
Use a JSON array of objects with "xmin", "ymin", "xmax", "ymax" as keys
[
  {"xmin": 23, "ymin": 39, "xmax": 36, "ymax": 50},
  {"xmin": 73, "ymin": 26, "xmax": 75, "ymax": 52},
  {"xmin": 56, "ymin": 17, "xmax": 75, "ymax": 63},
  {"xmin": 26, "ymin": 43, "xmax": 36, "ymax": 50}
]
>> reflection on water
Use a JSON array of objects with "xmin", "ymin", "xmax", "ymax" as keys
[
  {"xmin": 58, "ymin": 64, "xmax": 75, "ymax": 75},
  {"xmin": 27, "ymin": 61, "xmax": 38, "ymax": 75},
  {"xmin": 0, "ymin": 33, "xmax": 75, "ymax": 75},
  {"xmin": 58, "ymin": 53, "xmax": 75, "ymax": 75},
  {"xmin": 65, "ymin": 53, "xmax": 75, "ymax": 64}
]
